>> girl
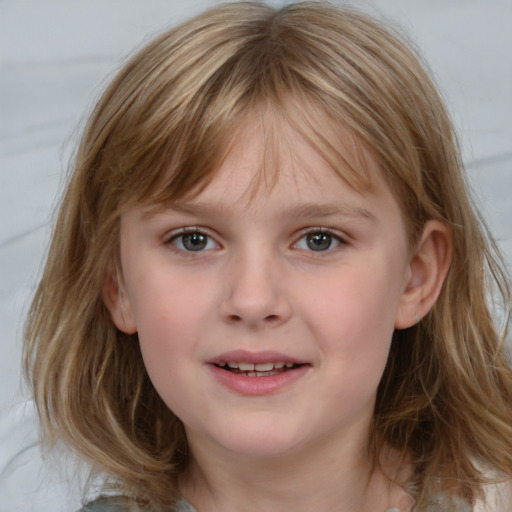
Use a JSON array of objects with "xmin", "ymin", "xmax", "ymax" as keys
[{"xmin": 24, "ymin": 2, "xmax": 512, "ymax": 511}]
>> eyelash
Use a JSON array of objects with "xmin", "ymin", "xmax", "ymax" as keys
[
  {"xmin": 165, "ymin": 227, "xmax": 220, "ymax": 253},
  {"xmin": 293, "ymin": 228, "xmax": 346, "ymax": 253},
  {"xmin": 164, "ymin": 227, "xmax": 346, "ymax": 254}
]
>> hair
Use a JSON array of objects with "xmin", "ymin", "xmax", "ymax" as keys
[{"xmin": 24, "ymin": 1, "xmax": 512, "ymax": 510}]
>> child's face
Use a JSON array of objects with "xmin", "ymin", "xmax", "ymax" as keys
[{"xmin": 109, "ymin": 115, "xmax": 415, "ymax": 462}]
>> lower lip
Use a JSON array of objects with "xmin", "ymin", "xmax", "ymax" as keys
[{"xmin": 208, "ymin": 364, "xmax": 310, "ymax": 396}]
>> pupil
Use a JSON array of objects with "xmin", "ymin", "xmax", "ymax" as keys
[
  {"xmin": 183, "ymin": 233, "xmax": 207, "ymax": 251},
  {"xmin": 307, "ymin": 232, "xmax": 332, "ymax": 251}
]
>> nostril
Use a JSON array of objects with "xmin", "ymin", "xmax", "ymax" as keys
[{"xmin": 226, "ymin": 314, "xmax": 279, "ymax": 324}]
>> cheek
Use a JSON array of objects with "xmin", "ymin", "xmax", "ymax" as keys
[
  {"xmin": 132, "ymin": 293, "xmax": 201, "ymax": 418},
  {"xmin": 129, "ymin": 267, "xmax": 215, "ymax": 335},
  {"xmin": 311, "ymin": 279, "xmax": 398, "ymax": 417},
  {"xmin": 307, "ymin": 262, "xmax": 402, "ymax": 331},
  {"xmin": 127, "ymin": 271, "xmax": 218, "ymax": 391},
  {"xmin": 125, "ymin": 277, "xmax": 182, "ymax": 352},
  {"xmin": 301, "ymin": 261, "xmax": 402, "ymax": 373}
]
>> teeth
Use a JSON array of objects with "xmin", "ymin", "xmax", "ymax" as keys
[
  {"xmin": 247, "ymin": 371, "xmax": 279, "ymax": 377},
  {"xmin": 254, "ymin": 362, "xmax": 274, "ymax": 371},
  {"xmin": 219, "ymin": 361, "xmax": 295, "ymax": 371}
]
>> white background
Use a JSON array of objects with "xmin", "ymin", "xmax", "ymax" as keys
[{"xmin": 1, "ymin": 1, "xmax": 511, "ymax": 510}]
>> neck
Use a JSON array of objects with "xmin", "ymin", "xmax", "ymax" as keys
[{"xmin": 180, "ymin": 428, "xmax": 413, "ymax": 512}]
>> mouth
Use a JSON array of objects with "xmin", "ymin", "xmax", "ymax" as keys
[
  {"xmin": 208, "ymin": 352, "xmax": 310, "ymax": 395},
  {"xmin": 214, "ymin": 361, "xmax": 303, "ymax": 377}
]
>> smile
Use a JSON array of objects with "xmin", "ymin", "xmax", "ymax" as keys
[
  {"xmin": 207, "ymin": 351, "xmax": 310, "ymax": 395},
  {"xmin": 215, "ymin": 361, "xmax": 299, "ymax": 377}
]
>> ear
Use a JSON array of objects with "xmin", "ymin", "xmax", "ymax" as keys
[
  {"xmin": 102, "ymin": 261, "xmax": 137, "ymax": 334},
  {"xmin": 394, "ymin": 220, "xmax": 452, "ymax": 329}
]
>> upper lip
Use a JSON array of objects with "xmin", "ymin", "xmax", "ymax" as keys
[{"xmin": 206, "ymin": 349, "xmax": 308, "ymax": 366}]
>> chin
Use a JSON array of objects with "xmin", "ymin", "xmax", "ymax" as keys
[{"xmin": 207, "ymin": 422, "xmax": 312, "ymax": 460}]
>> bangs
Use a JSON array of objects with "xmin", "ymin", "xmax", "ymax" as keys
[
  {"xmin": 128, "ymin": 93, "xmax": 374, "ymax": 213},
  {"xmin": 97, "ymin": 5, "xmax": 384, "ymax": 215},
  {"xmin": 81, "ymin": 0, "xmax": 439, "ymax": 244}
]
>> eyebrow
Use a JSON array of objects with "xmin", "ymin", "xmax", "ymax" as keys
[
  {"xmin": 285, "ymin": 203, "xmax": 376, "ymax": 222},
  {"xmin": 143, "ymin": 201, "xmax": 376, "ymax": 223}
]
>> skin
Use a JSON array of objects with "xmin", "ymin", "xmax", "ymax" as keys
[{"xmin": 104, "ymin": 111, "xmax": 452, "ymax": 512}]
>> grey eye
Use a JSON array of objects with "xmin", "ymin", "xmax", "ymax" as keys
[
  {"xmin": 306, "ymin": 232, "xmax": 333, "ymax": 251},
  {"xmin": 182, "ymin": 233, "xmax": 207, "ymax": 251},
  {"xmin": 172, "ymin": 232, "xmax": 218, "ymax": 252},
  {"xmin": 295, "ymin": 231, "xmax": 343, "ymax": 252}
]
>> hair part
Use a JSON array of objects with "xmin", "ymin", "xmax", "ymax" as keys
[{"xmin": 24, "ymin": 2, "xmax": 512, "ymax": 509}]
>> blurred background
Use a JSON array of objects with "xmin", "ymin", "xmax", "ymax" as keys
[{"xmin": 1, "ymin": 0, "xmax": 511, "ymax": 510}]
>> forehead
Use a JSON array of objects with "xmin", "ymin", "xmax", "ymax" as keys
[
  {"xmin": 161, "ymin": 107, "xmax": 396, "ymax": 222},
  {"xmin": 172, "ymin": 103, "xmax": 381, "ymax": 207}
]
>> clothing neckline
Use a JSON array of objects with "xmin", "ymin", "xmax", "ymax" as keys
[{"xmin": 177, "ymin": 498, "xmax": 414, "ymax": 512}]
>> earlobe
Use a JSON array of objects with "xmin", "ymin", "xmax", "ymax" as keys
[
  {"xmin": 394, "ymin": 220, "xmax": 453, "ymax": 330},
  {"xmin": 102, "ymin": 262, "xmax": 137, "ymax": 334}
]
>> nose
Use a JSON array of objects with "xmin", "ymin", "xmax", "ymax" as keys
[{"xmin": 219, "ymin": 248, "xmax": 292, "ymax": 329}]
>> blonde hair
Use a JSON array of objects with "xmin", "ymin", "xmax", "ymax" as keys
[{"xmin": 24, "ymin": 2, "xmax": 512, "ymax": 510}]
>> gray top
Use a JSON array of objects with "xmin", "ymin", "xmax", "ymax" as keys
[
  {"xmin": 77, "ymin": 495, "xmax": 473, "ymax": 512},
  {"xmin": 78, "ymin": 497, "xmax": 196, "ymax": 512}
]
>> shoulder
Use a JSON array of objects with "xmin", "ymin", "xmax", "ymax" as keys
[
  {"xmin": 474, "ymin": 479, "xmax": 512, "ymax": 512},
  {"xmin": 77, "ymin": 496, "xmax": 140, "ymax": 512},
  {"xmin": 417, "ymin": 480, "xmax": 512, "ymax": 512},
  {"xmin": 77, "ymin": 496, "xmax": 196, "ymax": 512},
  {"xmin": 413, "ymin": 494, "xmax": 472, "ymax": 511}
]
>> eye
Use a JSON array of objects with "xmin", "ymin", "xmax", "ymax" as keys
[
  {"xmin": 294, "ymin": 230, "xmax": 344, "ymax": 252},
  {"xmin": 169, "ymin": 230, "xmax": 219, "ymax": 252}
]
